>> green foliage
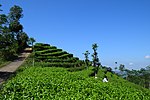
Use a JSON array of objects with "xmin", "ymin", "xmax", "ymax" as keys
[
  {"xmin": 125, "ymin": 66, "xmax": 150, "ymax": 89},
  {"xmin": 119, "ymin": 64, "xmax": 125, "ymax": 72},
  {"xmin": 8, "ymin": 5, "xmax": 23, "ymax": 21},
  {"xmin": 35, "ymin": 49, "xmax": 62, "ymax": 54},
  {"xmin": 92, "ymin": 43, "xmax": 101, "ymax": 76},
  {"xmin": 0, "ymin": 14, "xmax": 7, "ymax": 25},
  {"xmin": 0, "ymin": 4, "xmax": 30, "ymax": 60},
  {"xmin": 40, "ymin": 51, "xmax": 68, "ymax": 56},
  {"xmin": 83, "ymin": 50, "xmax": 90, "ymax": 69},
  {"xmin": 0, "ymin": 67, "xmax": 150, "ymax": 99},
  {"xmin": 33, "ymin": 43, "xmax": 83, "ymax": 68},
  {"xmin": 40, "ymin": 58, "xmax": 78, "ymax": 63},
  {"xmin": 35, "ymin": 62, "xmax": 82, "ymax": 68},
  {"xmin": 9, "ymin": 21, "xmax": 23, "ymax": 33}
]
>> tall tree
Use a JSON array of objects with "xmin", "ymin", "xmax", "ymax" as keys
[
  {"xmin": 83, "ymin": 50, "xmax": 90, "ymax": 69},
  {"xmin": 92, "ymin": 43, "xmax": 100, "ymax": 77},
  {"xmin": 8, "ymin": 5, "xmax": 23, "ymax": 40},
  {"xmin": 8, "ymin": 5, "xmax": 29, "ymax": 52},
  {"xmin": 17, "ymin": 32, "xmax": 29, "ymax": 52},
  {"xmin": 0, "ymin": 4, "xmax": 16, "ymax": 60},
  {"xmin": 8, "ymin": 5, "xmax": 23, "ymax": 22},
  {"xmin": 0, "ymin": 4, "xmax": 29, "ymax": 60}
]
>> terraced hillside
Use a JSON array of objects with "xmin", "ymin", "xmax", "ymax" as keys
[
  {"xmin": 0, "ymin": 43, "xmax": 150, "ymax": 99},
  {"xmin": 34, "ymin": 43, "xmax": 83, "ymax": 68}
]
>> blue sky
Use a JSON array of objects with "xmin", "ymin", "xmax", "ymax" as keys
[{"xmin": 1, "ymin": 0, "xmax": 150, "ymax": 70}]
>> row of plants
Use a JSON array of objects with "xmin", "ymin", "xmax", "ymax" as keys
[
  {"xmin": 39, "ymin": 58, "xmax": 79, "ymax": 63},
  {"xmin": 34, "ymin": 43, "xmax": 50, "ymax": 46},
  {"xmin": 35, "ymin": 49, "xmax": 62, "ymax": 54},
  {"xmin": 39, "ymin": 51, "xmax": 68, "ymax": 56},
  {"xmin": 34, "ymin": 45, "xmax": 57, "ymax": 51},
  {"xmin": 35, "ymin": 61, "xmax": 83, "ymax": 68},
  {"xmin": 0, "ymin": 66, "xmax": 150, "ymax": 99},
  {"xmin": 33, "ymin": 43, "xmax": 83, "ymax": 67},
  {"xmin": 35, "ymin": 54, "xmax": 74, "ymax": 60}
]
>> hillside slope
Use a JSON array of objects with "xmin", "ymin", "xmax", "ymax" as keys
[
  {"xmin": 0, "ymin": 66, "xmax": 150, "ymax": 99},
  {"xmin": 0, "ymin": 43, "xmax": 150, "ymax": 99},
  {"xmin": 34, "ymin": 43, "xmax": 83, "ymax": 68}
]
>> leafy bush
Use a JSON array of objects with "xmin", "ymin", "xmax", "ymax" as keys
[
  {"xmin": 58, "ymin": 54, "xmax": 73, "ymax": 58},
  {"xmin": 0, "ymin": 67, "xmax": 150, "ymax": 99},
  {"xmin": 35, "ymin": 62, "xmax": 82, "ymax": 67},
  {"xmin": 40, "ymin": 51, "xmax": 68, "ymax": 56},
  {"xmin": 42, "ymin": 58, "xmax": 77, "ymax": 63}
]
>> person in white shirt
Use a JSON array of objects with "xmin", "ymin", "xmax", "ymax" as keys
[{"xmin": 103, "ymin": 76, "xmax": 108, "ymax": 82}]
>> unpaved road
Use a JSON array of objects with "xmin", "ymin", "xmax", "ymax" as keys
[{"xmin": 0, "ymin": 48, "xmax": 31, "ymax": 84}]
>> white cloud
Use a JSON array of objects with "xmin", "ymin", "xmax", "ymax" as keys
[
  {"xmin": 145, "ymin": 55, "xmax": 150, "ymax": 59},
  {"xmin": 129, "ymin": 63, "xmax": 134, "ymax": 66}
]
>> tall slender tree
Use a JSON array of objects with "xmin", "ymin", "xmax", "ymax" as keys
[
  {"xmin": 8, "ymin": 5, "xmax": 23, "ymax": 39},
  {"xmin": 83, "ymin": 50, "xmax": 90, "ymax": 69},
  {"xmin": 92, "ymin": 43, "xmax": 100, "ymax": 77}
]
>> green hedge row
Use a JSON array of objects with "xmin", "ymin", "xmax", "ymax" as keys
[
  {"xmin": 35, "ymin": 43, "xmax": 50, "ymax": 46},
  {"xmin": 37, "ymin": 58, "xmax": 78, "ymax": 63},
  {"xmin": 58, "ymin": 54, "xmax": 73, "ymax": 58},
  {"xmin": 35, "ymin": 56, "xmax": 58, "ymax": 60},
  {"xmin": 39, "ymin": 51, "xmax": 68, "ymax": 57},
  {"xmin": 34, "ymin": 43, "xmax": 82, "ymax": 66},
  {"xmin": 35, "ymin": 54, "xmax": 73, "ymax": 60},
  {"xmin": 35, "ymin": 49, "xmax": 62, "ymax": 54},
  {"xmin": 34, "ymin": 46, "xmax": 57, "ymax": 51},
  {"xmin": 35, "ymin": 54, "xmax": 73, "ymax": 59},
  {"xmin": 35, "ymin": 62, "xmax": 83, "ymax": 68}
]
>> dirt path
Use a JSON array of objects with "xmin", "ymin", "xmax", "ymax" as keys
[{"xmin": 0, "ymin": 48, "xmax": 32, "ymax": 84}]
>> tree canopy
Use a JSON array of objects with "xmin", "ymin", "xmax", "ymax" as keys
[{"xmin": 0, "ymin": 4, "xmax": 33, "ymax": 60}]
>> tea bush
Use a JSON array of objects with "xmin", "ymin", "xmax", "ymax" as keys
[{"xmin": 0, "ymin": 67, "xmax": 150, "ymax": 100}]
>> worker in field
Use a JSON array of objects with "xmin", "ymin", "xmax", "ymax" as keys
[{"xmin": 103, "ymin": 75, "xmax": 108, "ymax": 82}]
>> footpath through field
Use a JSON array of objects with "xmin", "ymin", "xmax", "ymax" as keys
[{"xmin": 0, "ymin": 48, "xmax": 32, "ymax": 84}]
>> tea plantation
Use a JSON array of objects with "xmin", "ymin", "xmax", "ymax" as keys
[
  {"xmin": 34, "ymin": 43, "xmax": 83, "ymax": 68},
  {"xmin": 0, "ymin": 66, "xmax": 150, "ymax": 100},
  {"xmin": 0, "ymin": 43, "xmax": 150, "ymax": 99}
]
